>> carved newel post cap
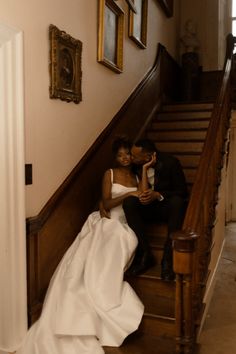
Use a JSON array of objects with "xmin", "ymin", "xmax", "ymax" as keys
[
  {"xmin": 172, "ymin": 230, "xmax": 198, "ymax": 253},
  {"xmin": 172, "ymin": 230, "xmax": 198, "ymax": 274}
]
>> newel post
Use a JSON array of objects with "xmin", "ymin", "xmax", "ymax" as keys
[{"xmin": 172, "ymin": 230, "xmax": 198, "ymax": 354}]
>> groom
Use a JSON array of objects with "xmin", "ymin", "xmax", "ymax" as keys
[{"xmin": 123, "ymin": 138, "xmax": 188, "ymax": 280}]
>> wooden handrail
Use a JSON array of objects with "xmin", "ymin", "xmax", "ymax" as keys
[
  {"xmin": 183, "ymin": 58, "xmax": 231, "ymax": 230},
  {"xmin": 172, "ymin": 34, "xmax": 236, "ymax": 354}
]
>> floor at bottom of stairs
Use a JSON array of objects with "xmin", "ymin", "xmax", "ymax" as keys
[
  {"xmin": 103, "ymin": 332, "xmax": 175, "ymax": 354},
  {"xmin": 196, "ymin": 222, "xmax": 236, "ymax": 354}
]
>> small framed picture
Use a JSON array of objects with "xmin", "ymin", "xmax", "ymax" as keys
[
  {"xmin": 157, "ymin": 0, "xmax": 173, "ymax": 18},
  {"xmin": 128, "ymin": 0, "xmax": 148, "ymax": 49},
  {"xmin": 97, "ymin": 0, "xmax": 124, "ymax": 73},
  {"xmin": 49, "ymin": 24, "xmax": 82, "ymax": 104}
]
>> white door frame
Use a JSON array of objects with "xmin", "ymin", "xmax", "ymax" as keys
[{"xmin": 0, "ymin": 22, "xmax": 27, "ymax": 352}]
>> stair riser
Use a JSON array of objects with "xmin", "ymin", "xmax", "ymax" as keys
[
  {"xmin": 151, "ymin": 120, "xmax": 209, "ymax": 130},
  {"xmin": 129, "ymin": 277, "xmax": 175, "ymax": 299},
  {"xmin": 151, "ymin": 247, "xmax": 164, "ymax": 265},
  {"xmin": 174, "ymin": 154, "xmax": 200, "ymax": 168},
  {"xmin": 148, "ymin": 131, "xmax": 207, "ymax": 141},
  {"xmin": 158, "ymin": 111, "xmax": 211, "ymax": 120},
  {"xmin": 140, "ymin": 316, "xmax": 175, "ymax": 337},
  {"xmin": 155, "ymin": 141, "xmax": 204, "ymax": 154},
  {"xmin": 162, "ymin": 103, "xmax": 213, "ymax": 112}
]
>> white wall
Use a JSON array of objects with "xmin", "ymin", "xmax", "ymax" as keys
[{"xmin": 0, "ymin": 0, "xmax": 180, "ymax": 217}]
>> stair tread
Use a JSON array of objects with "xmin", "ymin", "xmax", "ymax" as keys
[{"xmin": 103, "ymin": 332, "xmax": 176, "ymax": 354}]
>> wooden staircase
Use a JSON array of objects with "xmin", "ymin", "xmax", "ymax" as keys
[
  {"xmin": 26, "ymin": 36, "xmax": 234, "ymax": 354},
  {"xmin": 104, "ymin": 102, "xmax": 214, "ymax": 354},
  {"xmin": 148, "ymin": 102, "xmax": 213, "ymax": 193}
]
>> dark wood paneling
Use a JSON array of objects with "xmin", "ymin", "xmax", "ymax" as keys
[{"xmin": 26, "ymin": 43, "xmax": 181, "ymax": 325}]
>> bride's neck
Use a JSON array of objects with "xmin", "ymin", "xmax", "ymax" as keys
[{"xmin": 118, "ymin": 166, "xmax": 132, "ymax": 175}]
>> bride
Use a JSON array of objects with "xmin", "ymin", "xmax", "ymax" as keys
[{"xmin": 16, "ymin": 136, "xmax": 154, "ymax": 354}]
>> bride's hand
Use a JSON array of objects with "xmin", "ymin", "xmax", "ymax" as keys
[
  {"xmin": 129, "ymin": 190, "xmax": 141, "ymax": 197},
  {"xmin": 143, "ymin": 152, "xmax": 156, "ymax": 170},
  {"xmin": 99, "ymin": 200, "xmax": 111, "ymax": 218}
]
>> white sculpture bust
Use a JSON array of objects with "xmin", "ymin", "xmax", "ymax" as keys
[{"xmin": 180, "ymin": 19, "xmax": 200, "ymax": 53}]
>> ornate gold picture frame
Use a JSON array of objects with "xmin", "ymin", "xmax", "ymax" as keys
[
  {"xmin": 49, "ymin": 24, "xmax": 82, "ymax": 104},
  {"xmin": 98, "ymin": 0, "xmax": 124, "ymax": 73},
  {"xmin": 129, "ymin": 0, "xmax": 148, "ymax": 49}
]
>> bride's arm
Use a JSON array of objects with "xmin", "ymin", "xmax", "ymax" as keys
[
  {"xmin": 139, "ymin": 152, "xmax": 156, "ymax": 192},
  {"xmin": 102, "ymin": 170, "xmax": 139, "ymax": 211}
]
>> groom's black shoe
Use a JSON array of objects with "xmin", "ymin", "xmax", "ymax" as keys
[
  {"xmin": 161, "ymin": 240, "xmax": 175, "ymax": 281},
  {"xmin": 129, "ymin": 251, "xmax": 156, "ymax": 276}
]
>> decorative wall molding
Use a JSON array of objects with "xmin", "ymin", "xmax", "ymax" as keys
[{"xmin": 0, "ymin": 22, "xmax": 27, "ymax": 351}]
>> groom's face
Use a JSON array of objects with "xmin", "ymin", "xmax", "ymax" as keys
[{"xmin": 131, "ymin": 146, "xmax": 151, "ymax": 165}]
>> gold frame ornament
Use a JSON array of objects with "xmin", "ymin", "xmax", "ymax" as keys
[
  {"xmin": 49, "ymin": 24, "xmax": 82, "ymax": 104},
  {"xmin": 98, "ymin": 0, "xmax": 124, "ymax": 73},
  {"xmin": 129, "ymin": 0, "xmax": 148, "ymax": 49}
]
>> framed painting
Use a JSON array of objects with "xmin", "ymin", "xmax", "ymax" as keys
[
  {"xmin": 128, "ymin": 0, "xmax": 148, "ymax": 49},
  {"xmin": 98, "ymin": 0, "xmax": 124, "ymax": 73},
  {"xmin": 49, "ymin": 25, "xmax": 82, "ymax": 104},
  {"xmin": 157, "ymin": 0, "xmax": 173, "ymax": 18}
]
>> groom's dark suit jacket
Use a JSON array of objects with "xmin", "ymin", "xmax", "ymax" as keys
[
  {"xmin": 153, "ymin": 151, "xmax": 188, "ymax": 200},
  {"xmin": 134, "ymin": 151, "xmax": 188, "ymax": 200}
]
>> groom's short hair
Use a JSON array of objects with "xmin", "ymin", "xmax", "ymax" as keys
[{"xmin": 134, "ymin": 139, "xmax": 157, "ymax": 153}]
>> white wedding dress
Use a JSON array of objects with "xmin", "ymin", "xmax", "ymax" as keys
[{"xmin": 16, "ymin": 170, "xmax": 144, "ymax": 354}]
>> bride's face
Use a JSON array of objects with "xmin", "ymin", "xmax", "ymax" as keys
[{"xmin": 116, "ymin": 147, "xmax": 131, "ymax": 167}]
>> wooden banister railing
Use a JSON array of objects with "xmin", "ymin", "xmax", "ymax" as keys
[{"xmin": 172, "ymin": 34, "xmax": 235, "ymax": 354}]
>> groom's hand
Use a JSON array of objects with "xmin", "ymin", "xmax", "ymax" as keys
[{"xmin": 139, "ymin": 189, "xmax": 163, "ymax": 205}]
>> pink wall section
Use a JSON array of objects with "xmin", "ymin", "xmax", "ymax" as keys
[{"xmin": 1, "ymin": 0, "xmax": 180, "ymax": 217}]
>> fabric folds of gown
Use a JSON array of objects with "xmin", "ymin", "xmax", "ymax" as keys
[{"xmin": 16, "ymin": 182, "xmax": 144, "ymax": 354}]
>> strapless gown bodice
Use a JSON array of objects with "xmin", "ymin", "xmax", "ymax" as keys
[{"xmin": 110, "ymin": 183, "xmax": 137, "ymax": 223}]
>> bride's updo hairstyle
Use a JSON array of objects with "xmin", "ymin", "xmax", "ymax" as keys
[{"xmin": 111, "ymin": 136, "xmax": 132, "ymax": 157}]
